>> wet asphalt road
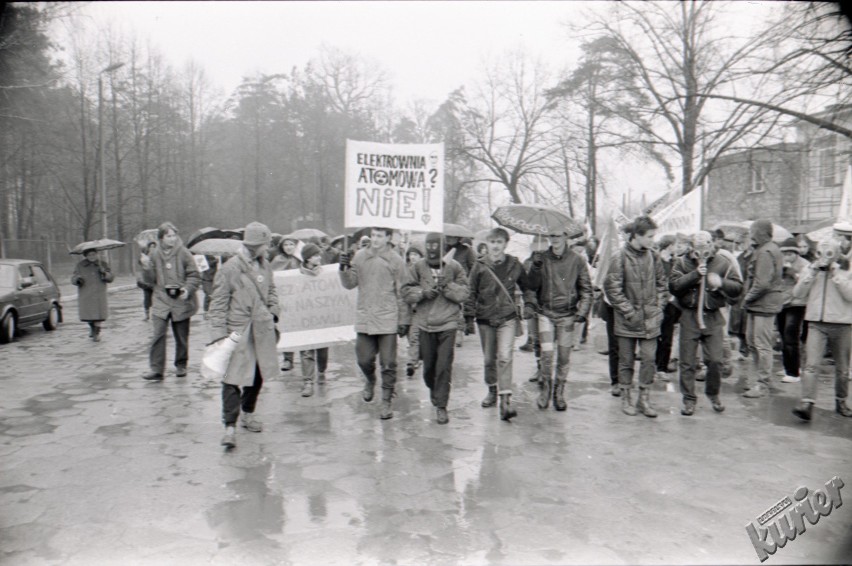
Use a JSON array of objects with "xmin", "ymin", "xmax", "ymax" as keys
[{"xmin": 1, "ymin": 289, "xmax": 851, "ymax": 565}]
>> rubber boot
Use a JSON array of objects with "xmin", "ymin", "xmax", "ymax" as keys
[
  {"xmin": 553, "ymin": 379, "xmax": 567, "ymax": 411},
  {"xmin": 499, "ymin": 393, "xmax": 517, "ymax": 421},
  {"xmin": 92, "ymin": 324, "xmax": 101, "ymax": 343},
  {"xmin": 481, "ymin": 385, "xmax": 498, "ymax": 408},
  {"xmin": 363, "ymin": 377, "xmax": 376, "ymax": 402},
  {"xmin": 636, "ymin": 388, "xmax": 658, "ymax": 418},
  {"xmin": 380, "ymin": 388, "xmax": 394, "ymax": 420},
  {"xmin": 621, "ymin": 387, "xmax": 637, "ymax": 416},
  {"xmin": 537, "ymin": 377, "xmax": 551, "ymax": 409},
  {"xmin": 792, "ymin": 401, "xmax": 813, "ymax": 421},
  {"xmin": 301, "ymin": 378, "xmax": 314, "ymax": 397},
  {"xmin": 836, "ymin": 399, "xmax": 852, "ymax": 417}
]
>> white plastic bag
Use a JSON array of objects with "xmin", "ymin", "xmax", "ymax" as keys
[{"xmin": 201, "ymin": 332, "xmax": 240, "ymax": 380}]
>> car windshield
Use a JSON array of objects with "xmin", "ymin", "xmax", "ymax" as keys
[{"xmin": 0, "ymin": 265, "xmax": 15, "ymax": 288}]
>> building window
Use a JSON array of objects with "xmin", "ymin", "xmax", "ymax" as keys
[
  {"xmin": 815, "ymin": 136, "xmax": 836, "ymax": 188},
  {"xmin": 748, "ymin": 161, "xmax": 766, "ymax": 194}
]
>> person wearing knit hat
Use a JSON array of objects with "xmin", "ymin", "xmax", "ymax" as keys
[
  {"xmin": 270, "ymin": 234, "xmax": 302, "ymax": 371},
  {"xmin": 295, "ymin": 242, "xmax": 330, "ymax": 398},
  {"xmin": 209, "ymin": 221, "xmax": 280, "ymax": 448},
  {"xmin": 404, "ymin": 244, "xmax": 425, "ymax": 378},
  {"xmin": 776, "ymin": 238, "xmax": 810, "ymax": 384},
  {"xmin": 742, "ymin": 219, "xmax": 785, "ymax": 398}
]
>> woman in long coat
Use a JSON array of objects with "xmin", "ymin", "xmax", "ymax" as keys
[
  {"xmin": 208, "ymin": 222, "xmax": 280, "ymax": 449},
  {"xmin": 71, "ymin": 249, "xmax": 115, "ymax": 341}
]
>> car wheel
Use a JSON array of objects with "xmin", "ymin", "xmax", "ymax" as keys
[
  {"xmin": 0, "ymin": 312, "xmax": 15, "ymax": 344},
  {"xmin": 43, "ymin": 304, "xmax": 60, "ymax": 331}
]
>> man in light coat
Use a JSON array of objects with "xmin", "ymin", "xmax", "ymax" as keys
[
  {"xmin": 339, "ymin": 227, "xmax": 412, "ymax": 420},
  {"xmin": 208, "ymin": 222, "xmax": 280, "ymax": 448}
]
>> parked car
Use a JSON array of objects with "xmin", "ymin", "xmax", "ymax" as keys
[{"xmin": 0, "ymin": 259, "xmax": 63, "ymax": 343}]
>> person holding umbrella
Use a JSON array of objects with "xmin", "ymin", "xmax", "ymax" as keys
[
  {"xmin": 140, "ymin": 222, "xmax": 201, "ymax": 381},
  {"xmin": 71, "ymin": 248, "xmax": 115, "ymax": 342},
  {"xmin": 296, "ymin": 242, "xmax": 330, "ymax": 398}
]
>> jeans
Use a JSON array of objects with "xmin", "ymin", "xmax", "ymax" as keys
[
  {"xmin": 746, "ymin": 313, "xmax": 775, "ymax": 388},
  {"xmin": 601, "ymin": 302, "xmax": 620, "ymax": 386},
  {"xmin": 656, "ymin": 302, "xmax": 681, "ymax": 372},
  {"xmin": 800, "ymin": 323, "xmax": 851, "ymax": 403},
  {"xmin": 355, "ymin": 333, "xmax": 398, "ymax": 391},
  {"xmin": 776, "ymin": 306, "xmax": 806, "ymax": 377},
  {"xmin": 420, "ymin": 329, "xmax": 456, "ymax": 408},
  {"xmin": 617, "ymin": 336, "xmax": 657, "ymax": 389},
  {"xmin": 149, "ymin": 314, "xmax": 190, "ymax": 373},
  {"xmin": 478, "ymin": 320, "xmax": 516, "ymax": 394},
  {"xmin": 538, "ymin": 315, "xmax": 575, "ymax": 382},
  {"xmin": 299, "ymin": 347, "xmax": 329, "ymax": 381},
  {"xmin": 222, "ymin": 364, "xmax": 263, "ymax": 426},
  {"xmin": 678, "ymin": 309, "xmax": 724, "ymax": 402}
]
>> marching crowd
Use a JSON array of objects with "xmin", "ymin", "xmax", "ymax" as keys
[{"xmin": 69, "ymin": 215, "xmax": 852, "ymax": 449}]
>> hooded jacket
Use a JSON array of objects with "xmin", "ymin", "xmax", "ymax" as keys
[
  {"xmin": 669, "ymin": 253, "xmax": 743, "ymax": 313},
  {"xmin": 792, "ymin": 264, "xmax": 852, "ymax": 324},
  {"xmin": 466, "ymin": 254, "xmax": 527, "ymax": 325},
  {"xmin": 743, "ymin": 220, "xmax": 784, "ymax": 315},
  {"xmin": 142, "ymin": 238, "xmax": 200, "ymax": 322},
  {"xmin": 604, "ymin": 244, "xmax": 667, "ymax": 339},
  {"xmin": 525, "ymin": 247, "xmax": 593, "ymax": 319},
  {"xmin": 402, "ymin": 258, "xmax": 469, "ymax": 332},
  {"xmin": 339, "ymin": 245, "xmax": 412, "ymax": 334}
]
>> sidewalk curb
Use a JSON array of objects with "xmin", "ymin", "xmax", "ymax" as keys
[{"xmin": 60, "ymin": 284, "xmax": 138, "ymax": 305}]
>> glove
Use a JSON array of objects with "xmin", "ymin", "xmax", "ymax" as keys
[
  {"xmin": 464, "ymin": 317, "xmax": 476, "ymax": 335},
  {"xmin": 532, "ymin": 252, "xmax": 544, "ymax": 268},
  {"xmin": 575, "ymin": 315, "xmax": 586, "ymax": 324},
  {"xmin": 397, "ymin": 325, "xmax": 410, "ymax": 337},
  {"xmin": 338, "ymin": 252, "xmax": 351, "ymax": 270},
  {"xmin": 423, "ymin": 288, "xmax": 439, "ymax": 300},
  {"xmin": 273, "ymin": 315, "xmax": 279, "ymax": 324},
  {"xmin": 523, "ymin": 304, "xmax": 535, "ymax": 320}
]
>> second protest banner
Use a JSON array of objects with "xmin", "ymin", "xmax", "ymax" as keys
[{"xmin": 344, "ymin": 139, "xmax": 444, "ymax": 233}]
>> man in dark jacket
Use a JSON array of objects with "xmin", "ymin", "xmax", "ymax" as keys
[
  {"xmin": 742, "ymin": 219, "xmax": 784, "ymax": 398},
  {"xmin": 670, "ymin": 231, "xmax": 743, "ymax": 415},
  {"xmin": 466, "ymin": 228, "xmax": 527, "ymax": 421},
  {"xmin": 402, "ymin": 233, "xmax": 470, "ymax": 424},
  {"xmin": 525, "ymin": 231, "xmax": 593, "ymax": 411},
  {"xmin": 655, "ymin": 235, "xmax": 681, "ymax": 380},
  {"xmin": 604, "ymin": 216, "xmax": 667, "ymax": 417}
]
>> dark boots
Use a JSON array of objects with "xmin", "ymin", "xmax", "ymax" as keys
[
  {"xmin": 537, "ymin": 377, "xmax": 551, "ymax": 409},
  {"xmin": 636, "ymin": 388, "xmax": 658, "ymax": 418},
  {"xmin": 499, "ymin": 393, "xmax": 517, "ymax": 421},
  {"xmin": 836, "ymin": 399, "xmax": 852, "ymax": 417},
  {"xmin": 380, "ymin": 388, "xmax": 393, "ymax": 420},
  {"xmin": 792, "ymin": 401, "xmax": 813, "ymax": 421},
  {"xmin": 553, "ymin": 380, "xmax": 567, "ymax": 411},
  {"xmin": 362, "ymin": 377, "xmax": 375, "ymax": 402},
  {"xmin": 481, "ymin": 386, "xmax": 498, "ymax": 408}
]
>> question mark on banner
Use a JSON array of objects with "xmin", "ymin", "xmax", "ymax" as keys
[{"xmin": 429, "ymin": 168, "xmax": 438, "ymax": 188}]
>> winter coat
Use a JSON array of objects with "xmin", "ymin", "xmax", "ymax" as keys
[
  {"xmin": 208, "ymin": 248, "xmax": 281, "ymax": 387},
  {"xmin": 402, "ymin": 258, "xmax": 469, "ymax": 333},
  {"xmin": 604, "ymin": 244, "xmax": 667, "ymax": 339},
  {"xmin": 71, "ymin": 259, "xmax": 114, "ymax": 321},
  {"xmin": 743, "ymin": 222, "xmax": 784, "ymax": 315},
  {"xmin": 339, "ymin": 245, "xmax": 412, "ymax": 334},
  {"xmin": 669, "ymin": 253, "xmax": 743, "ymax": 314},
  {"xmin": 525, "ymin": 247, "xmax": 593, "ymax": 320},
  {"xmin": 466, "ymin": 254, "xmax": 527, "ymax": 325},
  {"xmin": 269, "ymin": 252, "xmax": 301, "ymax": 271},
  {"xmin": 142, "ymin": 241, "xmax": 201, "ymax": 322},
  {"xmin": 792, "ymin": 264, "xmax": 852, "ymax": 325},
  {"xmin": 780, "ymin": 256, "xmax": 810, "ymax": 307}
]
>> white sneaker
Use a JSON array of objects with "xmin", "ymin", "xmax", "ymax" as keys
[{"xmin": 780, "ymin": 374, "xmax": 800, "ymax": 383}]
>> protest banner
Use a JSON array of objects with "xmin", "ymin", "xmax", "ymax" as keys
[
  {"xmin": 274, "ymin": 264, "xmax": 357, "ymax": 352},
  {"xmin": 345, "ymin": 140, "xmax": 444, "ymax": 232},
  {"xmin": 652, "ymin": 188, "xmax": 702, "ymax": 236}
]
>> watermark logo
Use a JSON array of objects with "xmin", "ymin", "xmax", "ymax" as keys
[{"xmin": 746, "ymin": 476, "xmax": 844, "ymax": 562}]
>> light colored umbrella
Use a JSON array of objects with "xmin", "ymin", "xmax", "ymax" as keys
[
  {"xmin": 134, "ymin": 228, "xmax": 158, "ymax": 248},
  {"xmin": 288, "ymin": 228, "xmax": 328, "ymax": 241},
  {"xmin": 491, "ymin": 204, "xmax": 583, "ymax": 237},
  {"xmin": 70, "ymin": 239, "xmax": 126, "ymax": 255},
  {"xmin": 443, "ymin": 223, "xmax": 475, "ymax": 238},
  {"xmin": 740, "ymin": 221, "xmax": 792, "ymax": 243},
  {"xmin": 190, "ymin": 238, "xmax": 244, "ymax": 256}
]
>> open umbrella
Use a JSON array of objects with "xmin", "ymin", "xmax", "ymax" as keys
[
  {"xmin": 134, "ymin": 228, "xmax": 158, "ymax": 248},
  {"xmin": 70, "ymin": 239, "xmax": 126, "ymax": 255},
  {"xmin": 190, "ymin": 238, "xmax": 244, "ymax": 256},
  {"xmin": 186, "ymin": 227, "xmax": 243, "ymax": 249},
  {"xmin": 443, "ymin": 223, "xmax": 475, "ymax": 238},
  {"xmin": 288, "ymin": 228, "xmax": 328, "ymax": 241},
  {"xmin": 491, "ymin": 204, "xmax": 583, "ymax": 237},
  {"xmin": 740, "ymin": 221, "xmax": 793, "ymax": 243}
]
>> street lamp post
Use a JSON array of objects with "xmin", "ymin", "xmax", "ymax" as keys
[{"xmin": 98, "ymin": 62, "xmax": 125, "ymax": 241}]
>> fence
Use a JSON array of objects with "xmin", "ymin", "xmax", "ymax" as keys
[{"xmin": 0, "ymin": 238, "xmax": 138, "ymax": 280}]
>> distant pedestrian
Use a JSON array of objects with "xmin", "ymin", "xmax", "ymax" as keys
[
  {"xmin": 402, "ymin": 232, "xmax": 469, "ymax": 424},
  {"xmin": 604, "ymin": 215, "xmax": 667, "ymax": 417},
  {"xmin": 208, "ymin": 222, "xmax": 280, "ymax": 448},
  {"xmin": 270, "ymin": 235, "xmax": 301, "ymax": 372},
  {"xmin": 655, "ymin": 235, "xmax": 681, "ymax": 381},
  {"xmin": 140, "ymin": 222, "xmax": 201, "ymax": 380},
  {"xmin": 339, "ymin": 227, "xmax": 412, "ymax": 420},
  {"xmin": 137, "ymin": 241, "xmax": 157, "ymax": 321},
  {"xmin": 741, "ymin": 219, "xmax": 784, "ymax": 398},
  {"xmin": 297, "ymin": 243, "xmax": 330, "ymax": 398},
  {"xmin": 71, "ymin": 249, "xmax": 115, "ymax": 342},
  {"xmin": 200, "ymin": 255, "xmax": 219, "ymax": 318},
  {"xmin": 776, "ymin": 238, "xmax": 810, "ymax": 383}
]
